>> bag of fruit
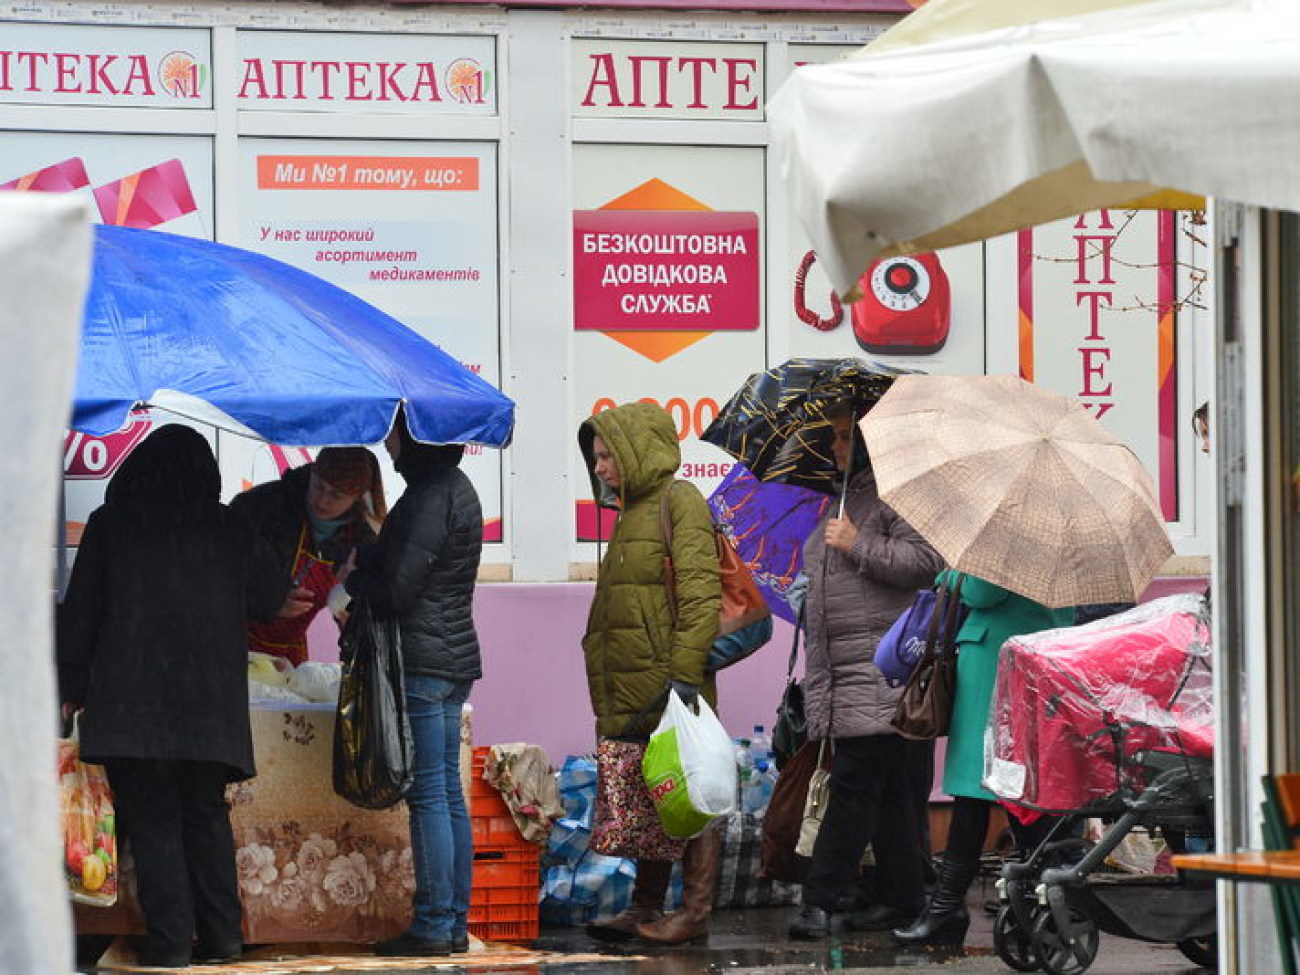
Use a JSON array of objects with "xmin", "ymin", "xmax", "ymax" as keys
[{"xmin": 58, "ymin": 715, "xmax": 117, "ymax": 907}]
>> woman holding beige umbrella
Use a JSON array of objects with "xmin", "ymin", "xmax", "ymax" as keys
[{"xmin": 857, "ymin": 373, "xmax": 1174, "ymax": 948}]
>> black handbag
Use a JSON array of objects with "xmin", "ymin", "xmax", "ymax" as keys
[
  {"xmin": 333, "ymin": 594, "xmax": 415, "ymax": 809},
  {"xmin": 771, "ymin": 612, "xmax": 807, "ymax": 770}
]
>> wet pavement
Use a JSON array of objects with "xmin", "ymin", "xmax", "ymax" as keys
[
  {"xmin": 86, "ymin": 893, "xmax": 1214, "ymax": 974},
  {"xmin": 525, "ymin": 900, "xmax": 1213, "ymax": 975}
]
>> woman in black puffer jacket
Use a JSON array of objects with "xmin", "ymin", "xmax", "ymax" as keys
[{"xmin": 343, "ymin": 408, "xmax": 483, "ymax": 958}]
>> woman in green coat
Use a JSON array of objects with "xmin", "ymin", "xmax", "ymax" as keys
[
  {"xmin": 893, "ymin": 571, "xmax": 1073, "ymax": 948},
  {"xmin": 577, "ymin": 402, "xmax": 723, "ymax": 946}
]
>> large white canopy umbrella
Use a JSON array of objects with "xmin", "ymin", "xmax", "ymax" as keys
[
  {"xmin": 770, "ymin": 0, "xmax": 1300, "ymax": 296},
  {"xmin": 0, "ymin": 193, "xmax": 93, "ymax": 974}
]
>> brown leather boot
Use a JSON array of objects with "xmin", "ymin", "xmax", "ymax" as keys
[
  {"xmin": 636, "ymin": 826, "xmax": 721, "ymax": 945},
  {"xmin": 586, "ymin": 859, "xmax": 673, "ymax": 942}
]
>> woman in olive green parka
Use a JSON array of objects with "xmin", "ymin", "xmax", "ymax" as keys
[
  {"xmin": 578, "ymin": 402, "xmax": 723, "ymax": 947},
  {"xmin": 579, "ymin": 402, "xmax": 721, "ymax": 737}
]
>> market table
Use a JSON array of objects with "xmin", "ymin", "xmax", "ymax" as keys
[
  {"xmin": 75, "ymin": 703, "xmax": 472, "ymax": 943},
  {"xmin": 1172, "ymin": 851, "xmax": 1300, "ymax": 885}
]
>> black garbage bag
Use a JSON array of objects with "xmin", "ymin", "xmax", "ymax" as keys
[{"xmin": 333, "ymin": 595, "xmax": 414, "ymax": 809}]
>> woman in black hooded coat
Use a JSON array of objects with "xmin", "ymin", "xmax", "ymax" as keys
[{"xmin": 57, "ymin": 424, "xmax": 285, "ymax": 968}]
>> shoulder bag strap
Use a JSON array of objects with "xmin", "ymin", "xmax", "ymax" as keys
[
  {"xmin": 920, "ymin": 576, "xmax": 952, "ymax": 665},
  {"xmin": 785, "ymin": 603, "xmax": 804, "ymax": 680},
  {"xmin": 657, "ymin": 479, "xmax": 681, "ymax": 626},
  {"xmin": 938, "ymin": 573, "xmax": 966, "ymax": 657}
]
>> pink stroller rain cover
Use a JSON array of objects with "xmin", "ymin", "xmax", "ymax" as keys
[{"xmin": 984, "ymin": 594, "xmax": 1212, "ymax": 813}]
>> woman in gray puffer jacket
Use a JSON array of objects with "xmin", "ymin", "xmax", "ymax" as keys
[{"xmin": 788, "ymin": 405, "xmax": 945, "ymax": 941}]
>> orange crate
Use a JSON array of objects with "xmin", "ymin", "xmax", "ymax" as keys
[
  {"xmin": 472, "ymin": 846, "xmax": 540, "ymax": 888},
  {"xmin": 468, "ymin": 916, "xmax": 538, "ymax": 944},
  {"xmin": 470, "ymin": 885, "xmax": 537, "ymax": 911},
  {"xmin": 470, "ymin": 746, "xmax": 499, "ymax": 800},
  {"xmin": 468, "ymin": 844, "xmax": 540, "ymax": 945},
  {"xmin": 472, "ymin": 809, "xmax": 522, "ymax": 848}
]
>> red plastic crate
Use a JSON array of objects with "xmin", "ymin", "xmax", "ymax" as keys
[
  {"xmin": 469, "ymin": 746, "xmax": 500, "ymax": 800},
  {"xmin": 469, "ymin": 746, "xmax": 528, "ymax": 846},
  {"xmin": 468, "ymin": 845, "xmax": 540, "ymax": 944},
  {"xmin": 467, "ymin": 747, "xmax": 541, "ymax": 945},
  {"xmin": 472, "ymin": 845, "xmax": 539, "ymax": 888},
  {"xmin": 468, "ymin": 917, "xmax": 539, "ymax": 944},
  {"xmin": 472, "ymin": 809, "xmax": 523, "ymax": 848}
]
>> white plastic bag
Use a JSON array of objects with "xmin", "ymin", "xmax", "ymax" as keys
[
  {"xmin": 642, "ymin": 690, "xmax": 737, "ymax": 837},
  {"xmin": 288, "ymin": 661, "xmax": 343, "ymax": 703}
]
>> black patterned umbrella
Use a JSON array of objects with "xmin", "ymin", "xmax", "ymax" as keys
[{"xmin": 701, "ymin": 358, "xmax": 908, "ymax": 496}]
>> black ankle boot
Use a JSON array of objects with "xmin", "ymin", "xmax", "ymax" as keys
[{"xmin": 892, "ymin": 852, "xmax": 979, "ymax": 947}]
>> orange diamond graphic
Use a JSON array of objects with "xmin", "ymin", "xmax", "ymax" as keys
[{"xmin": 595, "ymin": 178, "xmax": 714, "ymax": 361}]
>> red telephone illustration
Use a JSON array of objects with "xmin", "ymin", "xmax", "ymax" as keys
[{"xmin": 851, "ymin": 252, "xmax": 952, "ymax": 355}]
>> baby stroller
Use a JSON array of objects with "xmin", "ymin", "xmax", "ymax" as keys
[{"xmin": 983, "ymin": 594, "xmax": 1216, "ymax": 975}]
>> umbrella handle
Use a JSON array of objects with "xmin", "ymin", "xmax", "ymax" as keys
[{"xmin": 837, "ymin": 473, "xmax": 848, "ymax": 519}]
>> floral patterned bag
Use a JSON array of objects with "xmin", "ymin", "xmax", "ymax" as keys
[
  {"xmin": 59, "ymin": 717, "xmax": 118, "ymax": 907},
  {"xmin": 589, "ymin": 739, "xmax": 686, "ymax": 860}
]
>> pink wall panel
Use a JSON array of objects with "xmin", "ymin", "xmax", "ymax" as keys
[{"xmin": 308, "ymin": 576, "xmax": 1209, "ymax": 770}]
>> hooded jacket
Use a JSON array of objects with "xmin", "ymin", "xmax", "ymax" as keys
[
  {"xmin": 345, "ymin": 435, "xmax": 483, "ymax": 681},
  {"xmin": 56, "ymin": 425, "xmax": 285, "ymax": 780},
  {"xmin": 802, "ymin": 467, "xmax": 946, "ymax": 740},
  {"xmin": 578, "ymin": 403, "xmax": 721, "ymax": 740}
]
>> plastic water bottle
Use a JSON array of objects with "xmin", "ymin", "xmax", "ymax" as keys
[
  {"xmin": 734, "ymin": 737, "xmax": 754, "ymax": 807},
  {"xmin": 744, "ymin": 759, "xmax": 776, "ymax": 814},
  {"xmin": 750, "ymin": 725, "xmax": 773, "ymax": 768}
]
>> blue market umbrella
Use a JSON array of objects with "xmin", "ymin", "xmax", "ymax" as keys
[
  {"xmin": 73, "ymin": 225, "xmax": 515, "ymax": 447},
  {"xmin": 708, "ymin": 464, "xmax": 830, "ymax": 624}
]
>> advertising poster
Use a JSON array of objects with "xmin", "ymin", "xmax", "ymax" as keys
[
  {"xmin": 780, "ymin": 46, "xmax": 985, "ymax": 375},
  {"xmin": 237, "ymin": 137, "xmax": 504, "ymax": 539},
  {"xmin": 0, "ymin": 131, "xmax": 216, "ymax": 542},
  {"xmin": 1017, "ymin": 209, "xmax": 1182, "ymax": 519},
  {"xmin": 572, "ymin": 143, "xmax": 765, "ymax": 544}
]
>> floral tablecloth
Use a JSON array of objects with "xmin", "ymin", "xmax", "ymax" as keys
[{"xmin": 74, "ymin": 703, "xmax": 473, "ymax": 943}]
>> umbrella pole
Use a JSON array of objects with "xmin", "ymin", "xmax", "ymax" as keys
[{"xmin": 837, "ymin": 471, "xmax": 848, "ymax": 519}]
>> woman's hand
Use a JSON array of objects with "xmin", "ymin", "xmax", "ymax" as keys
[
  {"xmin": 824, "ymin": 516, "xmax": 859, "ymax": 553},
  {"xmin": 327, "ymin": 582, "xmax": 352, "ymax": 624},
  {"xmin": 277, "ymin": 586, "xmax": 314, "ymax": 618}
]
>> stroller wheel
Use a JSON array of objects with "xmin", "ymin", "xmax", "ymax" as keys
[
  {"xmin": 1177, "ymin": 935, "xmax": 1218, "ymax": 969},
  {"xmin": 994, "ymin": 905, "xmax": 1041, "ymax": 971},
  {"xmin": 1030, "ymin": 906, "xmax": 1100, "ymax": 975}
]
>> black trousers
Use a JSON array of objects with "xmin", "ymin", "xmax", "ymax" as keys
[
  {"xmin": 103, "ymin": 758, "xmax": 242, "ymax": 960},
  {"xmin": 803, "ymin": 734, "xmax": 930, "ymax": 913},
  {"xmin": 945, "ymin": 795, "xmax": 1063, "ymax": 860}
]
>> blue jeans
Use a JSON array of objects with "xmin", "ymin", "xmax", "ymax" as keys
[{"xmin": 404, "ymin": 674, "xmax": 473, "ymax": 940}]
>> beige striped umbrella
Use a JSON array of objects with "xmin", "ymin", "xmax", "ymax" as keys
[{"xmin": 859, "ymin": 374, "xmax": 1171, "ymax": 609}]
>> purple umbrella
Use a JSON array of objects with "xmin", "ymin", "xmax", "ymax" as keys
[{"xmin": 708, "ymin": 464, "xmax": 830, "ymax": 624}]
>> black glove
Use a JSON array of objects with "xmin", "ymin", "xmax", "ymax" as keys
[{"xmin": 670, "ymin": 680, "xmax": 700, "ymax": 708}]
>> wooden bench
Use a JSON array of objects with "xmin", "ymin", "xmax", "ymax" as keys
[
  {"xmin": 1171, "ymin": 850, "xmax": 1300, "ymax": 884},
  {"xmin": 1171, "ymin": 773, "xmax": 1300, "ymax": 973}
]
